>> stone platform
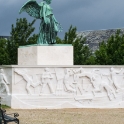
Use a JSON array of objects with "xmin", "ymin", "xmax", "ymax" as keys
[
  {"xmin": 18, "ymin": 45, "xmax": 73, "ymax": 65},
  {"xmin": 1, "ymin": 65, "xmax": 124, "ymax": 109}
]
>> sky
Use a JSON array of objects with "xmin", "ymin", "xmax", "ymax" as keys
[{"xmin": 0, "ymin": 0, "xmax": 124, "ymax": 39}]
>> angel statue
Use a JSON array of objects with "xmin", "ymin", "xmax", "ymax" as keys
[{"xmin": 19, "ymin": 0, "xmax": 62, "ymax": 44}]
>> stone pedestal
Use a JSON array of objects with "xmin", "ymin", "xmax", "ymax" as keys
[
  {"xmin": 1, "ymin": 65, "xmax": 124, "ymax": 109},
  {"xmin": 18, "ymin": 45, "xmax": 73, "ymax": 65}
]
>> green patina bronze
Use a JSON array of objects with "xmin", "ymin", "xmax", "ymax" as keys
[{"xmin": 19, "ymin": 0, "xmax": 62, "ymax": 44}]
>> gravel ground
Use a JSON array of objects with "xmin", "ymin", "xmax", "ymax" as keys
[{"xmin": 4, "ymin": 108, "xmax": 124, "ymax": 124}]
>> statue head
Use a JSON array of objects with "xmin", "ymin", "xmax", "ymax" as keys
[
  {"xmin": 43, "ymin": 0, "xmax": 52, "ymax": 4},
  {"xmin": 110, "ymin": 67, "xmax": 114, "ymax": 72},
  {"xmin": 65, "ymin": 68, "xmax": 72, "ymax": 75},
  {"xmin": 45, "ymin": 68, "xmax": 50, "ymax": 72},
  {"xmin": 0, "ymin": 69, "xmax": 4, "ymax": 73}
]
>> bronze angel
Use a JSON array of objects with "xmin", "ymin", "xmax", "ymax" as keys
[{"xmin": 19, "ymin": 0, "xmax": 62, "ymax": 44}]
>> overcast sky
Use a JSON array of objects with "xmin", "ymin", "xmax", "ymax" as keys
[{"xmin": 0, "ymin": 0, "xmax": 124, "ymax": 39}]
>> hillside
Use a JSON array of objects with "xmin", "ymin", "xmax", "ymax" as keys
[{"xmin": 77, "ymin": 28, "xmax": 124, "ymax": 52}]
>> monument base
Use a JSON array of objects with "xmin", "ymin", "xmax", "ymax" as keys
[
  {"xmin": 18, "ymin": 45, "xmax": 73, "ymax": 65},
  {"xmin": 1, "ymin": 65, "xmax": 124, "ymax": 109}
]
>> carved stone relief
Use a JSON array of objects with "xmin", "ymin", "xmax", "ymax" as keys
[
  {"xmin": 10, "ymin": 67, "xmax": 124, "ymax": 108},
  {"xmin": 0, "ymin": 69, "xmax": 10, "ymax": 95},
  {"xmin": 109, "ymin": 67, "xmax": 123, "ymax": 92},
  {"xmin": 14, "ymin": 69, "xmax": 40, "ymax": 95},
  {"xmin": 40, "ymin": 68, "xmax": 55, "ymax": 95}
]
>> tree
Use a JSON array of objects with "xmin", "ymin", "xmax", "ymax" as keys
[
  {"xmin": 95, "ymin": 30, "xmax": 124, "ymax": 65},
  {"xmin": 7, "ymin": 18, "xmax": 38, "ymax": 64},
  {"xmin": 0, "ymin": 39, "xmax": 10, "ymax": 65},
  {"xmin": 56, "ymin": 25, "xmax": 92, "ymax": 65}
]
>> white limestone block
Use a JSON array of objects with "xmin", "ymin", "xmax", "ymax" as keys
[
  {"xmin": 18, "ymin": 45, "xmax": 73, "ymax": 65},
  {"xmin": 1, "ymin": 65, "xmax": 124, "ymax": 109}
]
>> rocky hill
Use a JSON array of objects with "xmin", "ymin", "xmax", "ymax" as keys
[{"xmin": 77, "ymin": 28, "xmax": 124, "ymax": 52}]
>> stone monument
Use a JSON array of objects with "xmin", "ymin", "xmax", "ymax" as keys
[
  {"xmin": 1, "ymin": 65, "xmax": 124, "ymax": 109},
  {"xmin": 18, "ymin": 0, "xmax": 73, "ymax": 66},
  {"xmin": 1, "ymin": 0, "xmax": 124, "ymax": 109}
]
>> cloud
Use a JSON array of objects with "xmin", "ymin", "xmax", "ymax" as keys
[
  {"xmin": 0, "ymin": 0, "xmax": 24, "ymax": 6},
  {"xmin": 0, "ymin": 0, "xmax": 124, "ymax": 38}
]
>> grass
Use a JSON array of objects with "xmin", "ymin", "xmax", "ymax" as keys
[{"xmin": 1, "ymin": 104, "xmax": 10, "ymax": 109}]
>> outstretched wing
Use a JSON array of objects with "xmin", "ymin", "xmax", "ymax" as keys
[{"xmin": 19, "ymin": 0, "xmax": 41, "ymax": 19}]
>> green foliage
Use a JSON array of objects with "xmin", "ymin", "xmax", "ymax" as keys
[
  {"xmin": 7, "ymin": 18, "xmax": 38, "ymax": 64},
  {"xmin": 85, "ymin": 55, "xmax": 96, "ymax": 65},
  {"xmin": 1, "ymin": 104, "xmax": 10, "ymax": 109},
  {"xmin": 0, "ymin": 18, "xmax": 38, "ymax": 65},
  {"xmin": 10, "ymin": 18, "xmax": 37, "ymax": 45},
  {"xmin": 95, "ymin": 30, "xmax": 124, "ymax": 65},
  {"xmin": 56, "ymin": 25, "xmax": 92, "ymax": 65},
  {"xmin": 0, "ymin": 39, "xmax": 10, "ymax": 65}
]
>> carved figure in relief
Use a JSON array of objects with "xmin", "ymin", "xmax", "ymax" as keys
[
  {"xmin": 55, "ymin": 68, "xmax": 65, "ymax": 96},
  {"xmin": 109, "ymin": 67, "xmax": 123, "ymax": 92},
  {"xmin": 72, "ymin": 68, "xmax": 101, "ymax": 94},
  {"xmin": 75, "ymin": 68, "xmax": 100, "ymax": 84},
  {"xmin": 0, "ymin": 69, "xmax": 10, "ymax": 95},
  {"xmin": 73, "ymin": 68, "xmax": 117, "ymax": 100},
  {"xmin": 40, "ymin": 68, "xmax": 54, "ymax": 94},
  {"xmin": 72, "ymin": 68, "xmax": 84, "ymax": 95},
  {"xmin": 91, "ymin": 74, "xmax": 116, "ymax": 100},
  {"xmin": 15, "ymin": 69, "xmax": 40, "ymax": 95},
  {"xmin": 63, "ymin": 69, "xmax": 76, "ymax": 93}
]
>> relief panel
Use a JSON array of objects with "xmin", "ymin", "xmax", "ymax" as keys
[{"xmin": 1, "ymin": 66, "xmax": 124, "ymax": 109}]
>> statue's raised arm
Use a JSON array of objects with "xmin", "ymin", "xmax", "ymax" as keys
[{"xmin": 19, "ymin": 0, "xmax": 62, "ymax": 44}]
